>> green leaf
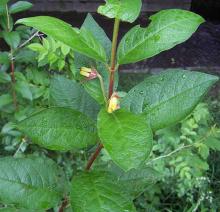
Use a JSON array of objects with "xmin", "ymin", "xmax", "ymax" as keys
[
  {"xmin": 17, "ymin": 107, "xmax": 98, "ymax": 151},
  {"xmin": 15, "ymin": 81, "xmax": 33, "ymax": 101},
  {"xmin": 28, "ymin": 43, "xmax": 44, "ymax": 52},
  {"xmin": 117, "ymin": 9, "xmax": 205, "ymax": 64},
  {"xmin": 98, "ymin": 0, "xmax": 142, "ymax": 23},
  {"xmin": 9, "ymin": 1, "xmax": 33, "ymax": 14},
  {"xmin": 70, "ymin": 171, "xmax": 136, "ymax": 212},
  {"xmin": 0, "ymin": 94, "xmax": 13, "ymax": 109},
  {"xmin": 0, "ymin": 156, "xmax": 65, "ymax": 210},
  {"xmin": 101, "ymin": 163, "xmax": 160, "ymax": 197},
  {"xmin": 2, "ymin": 31, "xmax": 21, "ymax": 49},
  {"xmin": 205, "ymin": 137, "xmax": 220, "ymax": 151},
  {"xmin": 122, "ymin": 70, "xmax": 218, "ymax": 131},
  {"xmin": 16, "ymin": 16, "xmax": 107, "ymax": 62},
  {"xmin": 0, "ymin": 72, "xmax": 11, "ymax": 83},
  {"xmin": 49, "ymin": 75, "xmax": 100, "ymax": 120},
  {"xmin": 0, "ymin": 0, "xmax": 9, "ymax": 15},
  {"xmin": 0, "ymin": 208, "xmax": 42, "ymax": 212},
  {"xmin": 0, "ymin": 52, "xmax": 9, "ymax": 65},
  {"xmin": 82, "ymin": 13, "xmax": 111, "ymax": 58},
  {"xmin": 98, "ymin": 109, "xmax": 153, "ymax": 171}
]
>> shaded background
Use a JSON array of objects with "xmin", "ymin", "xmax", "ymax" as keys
[{"xmin": 10, "ymin": 0, "xmax": 220, "ymax": 76}]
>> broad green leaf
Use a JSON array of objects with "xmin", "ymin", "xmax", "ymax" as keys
[
  {"xmin": 98, "ymin": 109, "xmax": 153, "ymax": 171},
  {"xmin": 2, "ymin": 31, "xmax": 21, "ymax": 49},
  {"xmin": 117, "ymin": 9, "xmax": 205, "ymax": 64},
  {"xmin": 70, "ymin": 171, "xmax": 136, "ymax": 212},
  {"xmin": 122, "ymin": 70, "xmax": 219, "ymax": 131},
  {"xmin": 16, "ymin": 16, "xmax": 107, "ymax": 62},
  {"xmin": 17, "ymin": 107, "xmax": 98, "ymax": 151},
  {"xmin": 0, "ymin": 156, "xmax": 65, "ymax": 210},
  {"xmin": 83, "ymin": 13, "xmax": 111, "ymax": 58},
  {"xmin": 9, "ymin": 1, "xmax": 33, "ymax": 14},
  {"xmin": 98, "ymin": 0, "xmax": 142, "ymax": 23},
  {"xmin": 49, "ymin": 75, "xmax": 100, "ymax": 120}
]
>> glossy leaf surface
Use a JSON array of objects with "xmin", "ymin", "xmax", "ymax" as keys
[
  {"xmin": 122, "ymin": 70, "xmax": 218, "ymax": 131},
  {"xmin": 70, "ymin": 171, "xmax": 136, "ymax": 212},
  {"xmin": 98, "ymin": 109, "xmax": 153, "ymax": 171},
  {"xmin": 118, "ymin": 9, "xmax": 205, "ymax": 64},
  {"xmin": 0, "ymin": 157, "xmax": 65, "ymax": 210},
  {"xmin": 18, "ymin": 107, "xmax": 98, "ymax": 151}
]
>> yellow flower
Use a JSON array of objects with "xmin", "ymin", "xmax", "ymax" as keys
[
  {"xmin": 108, "ymin": 93, "xmax": 120, "ymax": 113},
  {"xmin": 80, "ymin": 67, "xmax": 98, "ymax": 80}
]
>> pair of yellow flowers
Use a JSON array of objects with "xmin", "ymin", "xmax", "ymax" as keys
[{"xmin": 80, "ymin": 67, "xmax": 120, "ymax": 114}]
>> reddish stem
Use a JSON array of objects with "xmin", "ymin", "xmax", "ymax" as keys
[
  {"xmin": 10, "ymin": 55, "xmax": 18, "ymax": 110},
  {"xmin": 85, "ymin": 144, "xmax": 104, "ymax": 171},
  {"xmin": 58, "ymin": 198, "xmax": 68, "ymax": 212}
]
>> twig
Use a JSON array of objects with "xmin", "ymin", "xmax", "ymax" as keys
[
  {"xmin": 14, "ymin": 139, "xmax": 27, "ymax": 157},
  {"xmin": 5, "ymin": 4, "xmax": 18, "ymax": 110},
  {"xmin": 58, "ymin": 198, "xmax": 69, "ymax": 212},
  {"xmin": 85, "ymin": 143, "xmax": 103, "ymax": 171},
  {"xmin": 146, "ymin": 144, "xmax": 193, "ymax": 165},
  {"xmin": 18, "ymin": 31, "xmax": 39, "ymax": 49}
]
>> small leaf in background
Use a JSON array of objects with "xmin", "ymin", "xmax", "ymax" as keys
[
  {"xmin": 71, "ymin": 171, "xmax": 136, "ymax": 212},
  {"xmin": 50, "ymin": 75, "xmax": 100, "ymax": 120},
  {"xmin": 2, "ymin": 31, "xmax": 21, "ymax": 49},
  {"xmin": 0, "ymin": 94, "xmax": 13, "ymax": 109},
  {"xmin": 98, "ymin": 109, "xmax": 153, "ymax": 171},
  {"xmin": 0, "ymin": 156, "xmax": 66, "ymax": 210},
  {"xmin": 0, "ymin": 0, "xmax": 10, "ymax": 15},
  {"xmin": 17, "ymin": 107, "xmax": 98, "ymax": 151},
  {"xmin": 17, "ymin": 16, "xmax": 107, "ymax": 62},
  {"xmin": 15, "ymin": 81, "xmax": 33, "ymax": 101},
  {"xmin": 117, "ymin": 9, "xmax": 205, "ymax": 64},
  {"xmin": 0, "ymin": 72, "xmax": 11, "ymax": 83},
  {"xmin": 9, "ymin": 1, "xmax": 33, "ymax": 14},
  {"xmin": 98, "ymin": 0, "xmax": 142, "ymax": 23},
  {"xmin": 100, "ymin": 162, "xmax": 161, "ymax": 198},
  {"xmin": 122, "ymin": 70, "xmax": 219, "ymax": 131}
]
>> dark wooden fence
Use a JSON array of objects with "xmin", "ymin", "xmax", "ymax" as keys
[{"xmin": 28, "ymin": 0, "xmax": 191, "ymax": 12}]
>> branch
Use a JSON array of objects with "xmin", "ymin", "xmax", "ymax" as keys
[
  {"xmin": 146, "ymin": 144, "xmax": 194, "ymax": 165},
  {"xmin": 85, "ymin": 143, "xmax": 103, "ymax": 171}
]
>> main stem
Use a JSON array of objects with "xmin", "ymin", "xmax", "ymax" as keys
[
  {"xmin": 6, "ymin": 4, "xmax": 18, "ymax": 110},
  {"xmin": 85, "ymin": 18, "xmax": 120, "ymax": 171},
  {"xmin": 109, "ymin": 18, "xmax": 120, "ymax": 98}
]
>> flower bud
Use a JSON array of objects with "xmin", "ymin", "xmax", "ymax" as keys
[
  {"xmin": 108, "ymin": 92, "xmax": 120, "ymax": 113},
  {"xmin": 80, "ymin": 67, "xmax": 98, "ymax": 80}
]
